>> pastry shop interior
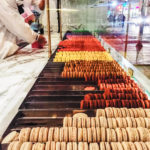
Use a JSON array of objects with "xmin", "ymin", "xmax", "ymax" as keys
[{"xmin": 1, "ymin": 0, "xmax": 150, "ymax": 149}]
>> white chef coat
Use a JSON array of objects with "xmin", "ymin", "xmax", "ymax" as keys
[{"xmin": 0, "ymin": 0, "xmax": 38, "ymax": 59}]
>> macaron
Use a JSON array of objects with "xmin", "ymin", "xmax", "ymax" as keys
[
  {"xmin": 54, "ymin": 128, "xmax": 60, "ymax": 142},
  {"xmin": 20, "ymin": 142, "xmax": 32, "ymax": 150},
  {"xmin": 2, "ymin": 131, "xmax": 19, "ymax": 144},
  {"xmin": 95, "ymin": 117, "xmax": 100, "ymax": 127},
  {"xmin": 134, "ymin": 142, "xmax": 143, "ymax": 150},
  {"xmin": 91, "ymin": 127, "xmax": 97, "ymax": 142},
  {"xmin": 68, "ymin": 117, "xmax": 73, "ymax": 127},
  {"xmin": 126, "ymin": 127, "xmax": 136, "ymax": 142},
  {"xmin": 67, "ymin": 143, "xmax": 72, "ymax": 150},
  {"xmin": 116, "ymin": 142, "xmax": 124, "ymax": 150},
  {"xmin": 73, "ymin": 142, "xmax": 77, "ymax": 150},
  {"xmin": 43, "ymin": 127, "xmax": 48, "ymax": 142},
  {"xmin": 82, "ymin": 128, "xmax": 87, "ymax": 142},
  {"xmin": 120, "ymin": 108, "xmax": 127, "ymax": 118},
  {"xmin": 19, "ymin": 128, "xmax": 31, "ymax": 142},
  {"xmin": 11, "ymin": 141, "xmax": 22, "ymax": 150},
  {"xmin": 105, "ymin": 142, "xmax": 111, "ymax": 150},
  {"xmin": 73, "ymin": 117, "xmax": 77, "ymax": 128},
  {"xmin": 112, "ymin": 118, "xmax": 117, "ymax": 129},
  {"xmin": 60, "ymin": 128, "xmax": 64, "ymax": 142},
  {"xmin": 115, "ymin": 128, "xmax": 122, "ymax": 142},
  {"xmin": 106, "ymin": 128, "xmax": 111, "ymax": 142},
  {"xmin": 45, "ymin": 142, "xmax": 51, "ymax": 150},
  {"xmin": 96, "ymin": 127, "xmax": 101, "ymax": 142},
  {"xmin": 78, "ymin": 128, "xmax": 83, "ymax": 142},
  {"xmin": 91, "ymin": 117, "xmax": 96, "ymax": 128},
  {"xmin": 100, "ymin": 117, "xmax": 108, "ymax": 128},
  {"xmin": 128, "ymin": 142, "xmax": 136, "ymax": 150},
  {"xmin": 63, "ymin": 127, "xmax": 68, "ymax": 142},
  {"xmin": 68, "ymin": 127, "xmax": 73, "ymax": 142},
  {"xmin": 145, "ymin": 118, "xmax": 150, "ymax": 129},
  {"xmin": 122, "ymin": 142, "xmax": 131, "ymax": 150},
  {"xmin": 78, "ymin": 142, "xmax": 84, "ymax": 150},
  {"xmin": 121, "ymin": 128, "xmax": 128, "ymax": 142},
  {"xmin": 48, "ymin": 128, "xmax": 54, "ymax": 141},
  {"xmin": 61, "ymin": 142, "xmax": 66, "ymax": 150},
  {"xmin": 63, "ymin": 117, "xmax": 68, "ymax": 127},
  {"xmin": 145, "ymin": 109, "xmax": 150, "ymax": 118},
  {"xmin": 122, "ymin": 118, "xmax": 127, "ymax": 128},
  {"xmin": 101, "ymin": 127, "xmax": 106, "ymax": 142},
  {"xmin": 110, "ymin": 142, "xmax": 118, "ymax": 150},
  {"xmin": 77, "ymin": 118, "xmax": 82, "ymax": 128},
  {"xmin": 30, "ymin": 127, "xmax": 40, "ymax": 142},
  {"xmin": 131, "ymin": 118, "xmax": 137, "ymax": 128},
  {"xmin": 116, "ymin": 118, "xmax": 123, "ymax": 128},
  {"xmin": 100, "ymin": 142, "xmax": 106, "ymax": 150},
  {"xmin": 126, "ymin": 117, "xmax": 133, "ymax": 127},
  {"xmin": 111, "ymin": 129, "xmax": 117, "ymax": 142},
  {"xmin": 72, "ymin": 127, "xmax": 77, "ymax": 142},
  {"xmin": 137, "ymin": 127, "xmax": 149, "ymax": 142},
  {"xmin": 88, "ymin": 128, "xmax": 94, "ymax": 143},
  {"xmin": 86, "ymin": 118, "xmax": 91, "ymax": 128},
  {"xmin": 82, "ymin": 118, "xmax": 86, "ymax": 128},
  {"xmin": 140, "ymin": 142, "xmax": 148, "ymax": 150},
  {"xmin": 56, "ymin": 142, "xmax": 61, "ymax": 150}
]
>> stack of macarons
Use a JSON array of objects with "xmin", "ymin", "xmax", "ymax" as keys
[
  {"xmin": 53, "ymin": 52, "xmax": 113, "ymax": 62},
  {"xmin": 7, "ymin": 141, "xmax": 150, "ymax": 150},
  {"xmin": 4, "ymin": 127, "xmax": 150, "ymax": 143}
]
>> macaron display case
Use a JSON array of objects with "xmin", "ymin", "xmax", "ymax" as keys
[{"xmin": 1, "ymin": 32, "xmax": 150, "ymax": 150}]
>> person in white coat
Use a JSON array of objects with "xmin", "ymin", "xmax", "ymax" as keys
[{"xmin": 0, "ymin": 0, "xmax": 46, "ymax": 59}]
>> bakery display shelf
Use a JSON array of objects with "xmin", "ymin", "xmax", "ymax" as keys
[{"xmin": 20, "ymin": 101, "xmax": 80, "ymax": 109}]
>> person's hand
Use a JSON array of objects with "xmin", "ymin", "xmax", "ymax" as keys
[
  {"xmin": 39, "ymin": 0, "xmax": 45, "ymax": 10},
  {"xmin": 37, "ymin": 35, "xmax": 47, "ymax": 47}
]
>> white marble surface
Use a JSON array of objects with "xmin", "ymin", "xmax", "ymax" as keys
[{"xmin": 0, "ymin": 33, "xmax": 60, "ymax": 138}]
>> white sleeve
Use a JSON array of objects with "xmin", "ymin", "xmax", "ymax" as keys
[
  {"xmin": 0, "ymin": 0, "xmax": 38, "ymax": 43},
  {"xmin": 24, "ymin": 0, "xmax": 40, "ymax": 6}
]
